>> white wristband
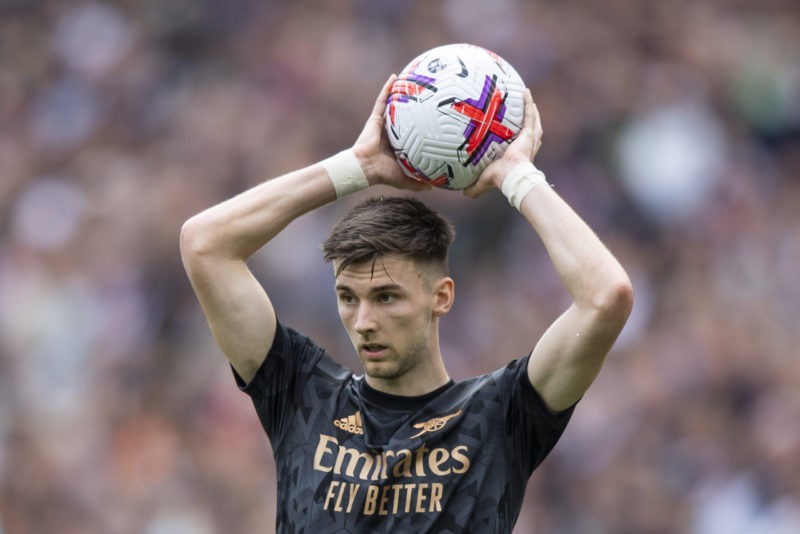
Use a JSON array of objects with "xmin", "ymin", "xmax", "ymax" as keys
[
  {"xmin": 321, "ymin": 149, "xmax": 369, "ymax": 198},
  {"xmin": 500, "ymin": 161, "xmax": 548, "ymax": 210}
]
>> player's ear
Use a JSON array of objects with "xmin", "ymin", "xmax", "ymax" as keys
[{"xmin": 432, "ymin": 277, "xmax": 454, "ymax": 317}]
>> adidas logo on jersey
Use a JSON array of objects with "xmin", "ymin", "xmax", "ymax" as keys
[{"xmin": 333, "ymin": 411, "xmax": 364, "ymax": 435}]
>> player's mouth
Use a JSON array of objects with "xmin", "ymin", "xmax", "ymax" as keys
[{"xmin": 360, "ymin": 343, "xmax": 388, "ymax": 359}]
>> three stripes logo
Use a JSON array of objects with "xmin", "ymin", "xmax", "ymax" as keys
[{"xmin": 334, "ymin": 411, "xmax": 364, "ymax": 435}]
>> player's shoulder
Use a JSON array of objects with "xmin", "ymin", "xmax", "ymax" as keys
[
  {"xmin": 273, "ymin": 321, "xmax": 354, "ymax": 382},
  {"xmin": 442, "ymin": 357, "xmax": 531, "ymax": 404},
  {"xmin": 461, "ymin": 356, "xmax": 530, "ymax": 387}
]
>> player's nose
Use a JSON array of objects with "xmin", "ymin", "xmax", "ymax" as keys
[{"xmin": 353, "ymin": 302, "xmax": 377, "ymax": 334}]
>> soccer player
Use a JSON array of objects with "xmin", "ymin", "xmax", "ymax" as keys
[{"xmin": 180, "ymin": 75, "xmax": 633, "ymax": 532}]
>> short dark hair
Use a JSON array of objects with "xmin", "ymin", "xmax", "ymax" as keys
[{"xmin": 321, "ymin": 196, "xmax": 455, "ymax": 277}]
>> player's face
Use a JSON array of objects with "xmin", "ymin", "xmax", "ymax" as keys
[{"xmin": 334, "ymin": 255, "xmax": 452, "ymax": 388}]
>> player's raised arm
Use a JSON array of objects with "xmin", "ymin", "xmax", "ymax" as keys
[
  {"xmin": 467, "ymin": 89, "xmax": 634, "ymax": 413},
  {"xmin": 180, "ymin": 75, "xmax": 425, "ymax": 383}
]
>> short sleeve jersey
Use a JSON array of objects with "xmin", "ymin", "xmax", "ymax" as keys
[{"xmin": 235, "ymin": 322, "xmax": 574, "ymax": 533}]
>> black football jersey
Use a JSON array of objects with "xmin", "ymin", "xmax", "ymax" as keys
[{"xmin": 235, "ymin": 322, "xmax": 574, "ymax": 533}]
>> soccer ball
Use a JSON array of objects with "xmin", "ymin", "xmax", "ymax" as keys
[{"xmin": 385, "ymin": 43, "xmax": 526, "ymax": 190}]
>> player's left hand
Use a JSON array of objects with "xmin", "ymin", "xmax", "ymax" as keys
[{"xmin": 463, "ymin": 88, "xmax": 543, "ymax": 198}]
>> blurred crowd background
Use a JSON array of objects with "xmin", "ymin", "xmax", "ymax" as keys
[{"xmin": 1, "ymin": 0, "xmax": 799, "ymax": 532}]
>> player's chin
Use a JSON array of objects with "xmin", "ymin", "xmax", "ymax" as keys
[{"xmin": 362, "ymin": 360, "xmax": 401, "ymax": 380}]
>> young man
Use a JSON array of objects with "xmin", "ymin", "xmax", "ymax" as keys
[{"xmin": 180, "ymin": 75, "xmax": 633, "ymax": 532}]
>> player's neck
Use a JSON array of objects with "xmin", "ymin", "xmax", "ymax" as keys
[
  {"xmin": 365, "ymin": 355, "xmax": 450, "ymax": 397},
  {"xmin": 361, "ymin": 377, "xmax": 454, "ymax": 409}
]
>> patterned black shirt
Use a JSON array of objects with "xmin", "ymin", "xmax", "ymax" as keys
[{"xmin": 235, "ymin": 322, "xmax": 574, "ymax": 533}]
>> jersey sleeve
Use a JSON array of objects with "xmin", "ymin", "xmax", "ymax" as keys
[
  {"xmin": 231, "ymin": 321, "xmax": 350, "ymax": 449},
  {"xmin": 503, "ymin": 355, "xmax": 576, "ymax": 476}
]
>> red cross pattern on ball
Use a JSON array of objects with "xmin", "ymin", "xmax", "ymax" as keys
[{"xmin": 450, "ymin": 74, "xmax": 516, "ymax": 165}]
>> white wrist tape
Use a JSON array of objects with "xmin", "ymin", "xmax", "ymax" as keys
[
  {"xmin": 500, "ymin": 161, "xmax": 548, "ymax": 210},
  {"xmin": 321, "ymin": 149, "xmax": 369, "ymax": 198}
]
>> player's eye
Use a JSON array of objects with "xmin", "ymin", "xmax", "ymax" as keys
[
  {"xmin": 338, "ymin": 293, "xmax": 357, "ymax": 305},
  {"xmin": 378, "ymin": 293, "xmax": 397, "ymax": 304}
]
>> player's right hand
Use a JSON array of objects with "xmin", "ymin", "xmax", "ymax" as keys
[{"xmin": 352, "ymin": 75, "xmax": 431, "ymax": 192}]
